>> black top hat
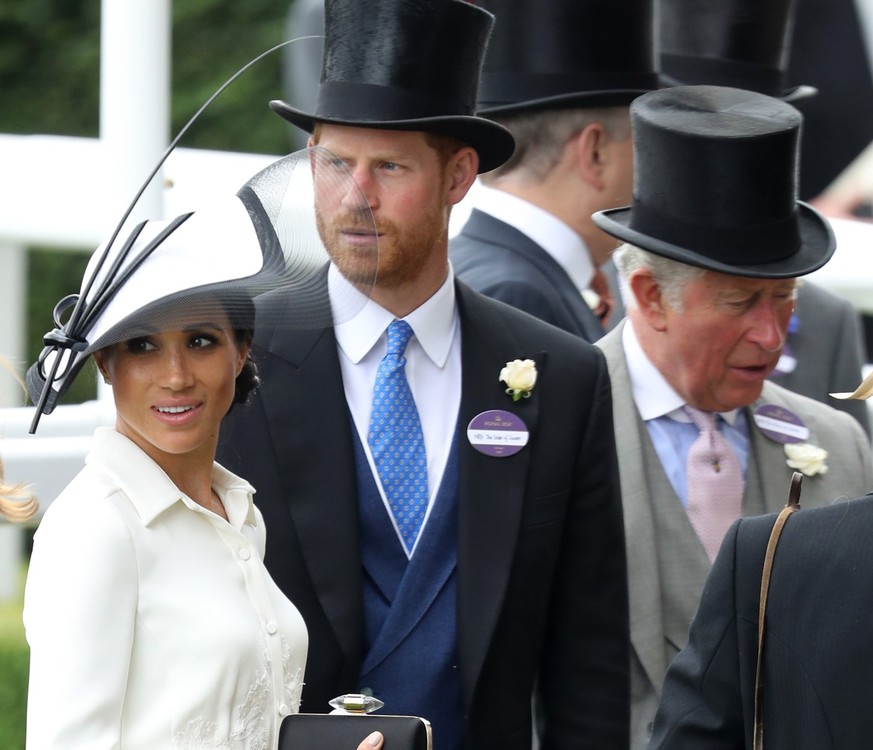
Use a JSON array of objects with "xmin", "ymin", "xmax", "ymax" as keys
[
  {"xmin": 593, "ymin": 85, "xmax": 834, "ymax": 279},
  {"xmin": 270, "ymin": 0, "xmax": 515, "ymax": 173},
  {"xmin": 474, "ymin": 0, "xmax": 659, "ymax": 115},
  {"xmin": 659, "ymin": 0, "xmax": 816, "ymax": 102}
]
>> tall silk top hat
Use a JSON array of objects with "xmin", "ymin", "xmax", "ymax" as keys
[
  {"xmin": 26, "ymin": 147, "xmax": 378, "ymax": 433},
  {"xmin": 268, "ymin": 0, "xmax": 515, "ymax": 173},
  {"xmin": 474, "ymin": 0, "xmax": 659, "ymax": 114},
  {"xmin": 592, "ymin": 85, "xmax": 835, "ymax": 279},
  {"xmin": 658, "ymin": 0, "xmax": 816, "ymax": 102}
]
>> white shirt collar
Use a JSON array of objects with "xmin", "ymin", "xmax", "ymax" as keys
[
  {"xmin": 86, "ymin": 427, "xmax": 258, "ymax": 528},
  {"xmin": 622, "ymin": 322, "xmax": 739, "ymax": 425},
  {"xmin": 472, "ymin": 183, "xmax": 596, "ymax": 294},
  {"xmin": 331, "ymin": 263, "xmax": 457, "ymax": 365}
]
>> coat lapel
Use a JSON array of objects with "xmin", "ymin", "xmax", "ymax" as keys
[
  {"xmin": 256, "ymin": 298, "xmax": 364, "ymax": 667},
  {"xmin": 745, "ymin": 383, "xmax": 812, "ymax": 513},
  {"xmin": 459, "ymin": 210, "xmax": 605, "ymax": 341},
  {"xmin": 454, "ymin": 283, "xmax": 541, "ymax": 706},
  {"xmin": 596, "ymin": 323, "xmax": 669, "ymax": 690}
]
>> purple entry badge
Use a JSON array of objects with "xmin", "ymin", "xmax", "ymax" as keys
[
  {"xmin": 753, "ymin": 404, "xmax": 810, "ymax": 444},
  {"xmin": 467, "ymin": 410, "xmax": 529, "ymax": 457}
]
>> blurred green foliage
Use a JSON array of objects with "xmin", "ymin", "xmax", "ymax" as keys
[
  {"xmin": 0, "ymin": 0, "xmax": 292, "ymax": 152},
  {"xmin": 0, "ymin": 638, "xmax": 28, "ymax": 749},
  {"xmin": 0, "ymin": 558, "xmax": 29, "ymax": 750}
]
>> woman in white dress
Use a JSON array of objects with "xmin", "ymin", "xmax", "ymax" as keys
[{"xmin": 22, "ymin": 155, "xmax": 383, "ymax": 749}]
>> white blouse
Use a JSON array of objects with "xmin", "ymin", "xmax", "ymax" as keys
[{"xmin": 24, "ymin": 427, "xmax": 308, "ymax": 749}]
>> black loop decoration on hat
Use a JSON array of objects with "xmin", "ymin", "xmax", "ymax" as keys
[
  {"xmin": 51, "ymin": 294, "xmax": 80, "ymax": 330},
  {"xmin": 30, "ymin": 294, "xmax": 89, "ymax": 415},
  {"xmin": 35, "ymin": 330, "xmax": 87, "ymax": 388},
  {"xmin": 41, "ymin": 328, "xmax": 86, "ymax": 354},
  {"xmin": 29, "ymin": 335, "xmax": 87, "ymax": 431}
]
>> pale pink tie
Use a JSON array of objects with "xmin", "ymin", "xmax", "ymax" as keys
[{"xmin": 684, "ymin": 406, "xmax": 744, "ymax": 562}]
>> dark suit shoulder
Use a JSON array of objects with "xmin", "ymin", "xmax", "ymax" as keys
[
  {"xmin": 739, "ymin": 492, "xmax": 873, "ymax": 551},
  {"xmin": 797, "ymin": 280, "xmax": 857, "ymax": 315},
  {"xmin": 730, "ymin": 494, "xmax": 873, "ymax": 603},
  {"xmin": 452, "ymin": 228, "xmax": 553, "ymax": 290},
  {"xmin": 452, "ymin": 216, "xmax": 576, "ymax": 324},
  {"xmin": 456, "ymin": 279, "xmax": 600, "ymax": 357}
]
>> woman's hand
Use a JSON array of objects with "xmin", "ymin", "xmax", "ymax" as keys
[{"xmin": 357, "ymin": 730, "xmax": 383, "ymax": 749}]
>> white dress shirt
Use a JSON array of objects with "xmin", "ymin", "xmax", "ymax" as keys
[
  {"xmin": 24, "ymin": 428, "xmax": 308, "ymax": 749},
  {"xmin": 331, "ymin": 265, "xmax": 462, "ymax": 556},
  {"xmin": 471, "ymin": 183, "xmax": 597, "ymax": 295},
  {"xmin": 622, "ymin": 322, "xmax": 750, "ymax": 507}
]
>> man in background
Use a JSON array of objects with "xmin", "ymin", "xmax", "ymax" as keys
[{"xmin": 450, "ymin": 0, "xmax": 658, "ymax": 342}]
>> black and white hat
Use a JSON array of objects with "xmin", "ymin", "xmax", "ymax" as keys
[{"xmin": 27, "ymin": 147, "xmax": 378, "ymax": 429}]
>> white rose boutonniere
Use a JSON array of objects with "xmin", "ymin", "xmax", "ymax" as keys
[
  {"xmin": 499, "ymin": 359, "xmax": 537, "ymax": 401},
  {"xmin": 784, "ymin": 442, "xmax": 828, "ymax": 477}
]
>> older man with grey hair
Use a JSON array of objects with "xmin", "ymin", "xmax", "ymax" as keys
[{"xmin": 593, "ymin": 84, "xmax": 873, "ymax": 749}]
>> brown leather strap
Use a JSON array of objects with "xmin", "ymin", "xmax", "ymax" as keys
[{"xmin": 753, "ymin": 471, "xmax": 803, "ymax": 750}]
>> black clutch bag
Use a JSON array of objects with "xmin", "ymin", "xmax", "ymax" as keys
[{"xmin": 278, "ymin": 713, "xmax": 432, "ymax": 750}]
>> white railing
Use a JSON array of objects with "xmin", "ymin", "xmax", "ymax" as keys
[
  {"xmin": 0, "ymin": 399, "xmax": 115, "ymax": 600},
  {"xmin": 2, "ymin": 401, "xmax": 116, "ymax": 512}
]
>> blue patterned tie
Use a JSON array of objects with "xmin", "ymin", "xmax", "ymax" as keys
[{"xmin": 368, "ymin": 320, "xmax": 429, "ymax": 553}]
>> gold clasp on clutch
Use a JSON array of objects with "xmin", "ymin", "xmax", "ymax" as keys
[{"xmin": 328, "ymin": 693, "xmax": 385, "ymax": 715}]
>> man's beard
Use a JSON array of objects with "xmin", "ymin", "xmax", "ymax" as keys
[
  {"xmin": 316, "ymin": 207, "xmax": 380, "ymax": 289},
  {"xmin": 316, "ymin": 202, "xmax": 447, "ymax": 293}
]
